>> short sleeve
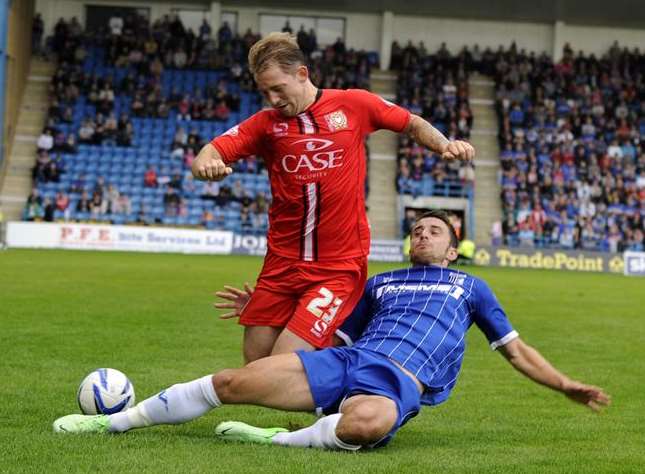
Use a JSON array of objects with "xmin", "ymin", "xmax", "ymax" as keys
[
  {"xmin": 346, "ymin": 89, "xmax": 411, "ymax": 135},
  {"xmin": 335, "ymin": 277, "xmax": 375, "ymax": 346},
  {"xmin": 471, "ymin": 279, "xmax": 518, "ymax": 350},
  {"xmin": 210, "ymin": 111, "xmax": 267, "ymax": 164}
]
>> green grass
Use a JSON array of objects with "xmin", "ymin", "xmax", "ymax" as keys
[{"xmin": 1, "ymin": 249, "xmax": 643, "ymax": 473}]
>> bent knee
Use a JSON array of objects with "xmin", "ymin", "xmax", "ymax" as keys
[
  {"xmin": 212, "ymin": 369, "xmax": 241, "ymax": 402},
  {"xmin": 337, "ymin": 400, "xmax": 398, "ymax": 445}
]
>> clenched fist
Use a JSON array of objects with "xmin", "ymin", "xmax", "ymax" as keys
[
  {"xmin": 192, "ymin": 143, "xmax": 233, "ymax": 181},
  {"xmin": 440, "ymin": 140, "xmax": 475, "ymax": 161}
]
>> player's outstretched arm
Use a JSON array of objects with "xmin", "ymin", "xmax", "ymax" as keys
[
  {"xmin": 498, "ymin": 337, "xmax": 611, "ymax": 411},
  {"xmin": 192, "ymin": 143, "xmax": 233, "ymax": 181},
  {"xmin": 405, "ymin": 114, "xmax": 475, "ymax": 161},
  {"xmin": 213, "ymin": 283, "xmax": 254, "ymax": 319}
]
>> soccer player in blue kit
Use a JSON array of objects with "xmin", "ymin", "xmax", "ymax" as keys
[{"xmin": 53, "ymin": 210, "xmax": 610, "ymax": 450}]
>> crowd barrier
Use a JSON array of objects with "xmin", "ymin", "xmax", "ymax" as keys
[
  {"xmin": 473, "ymin": 246, "xmax": 644, "ymax": 276},
  {"xmin": 6, "ymin": 222, "xmax": 642, "ymax": 275},
  {"xmin": 5, "ymin": 222, "xmax": 405, "ymax": 262}
]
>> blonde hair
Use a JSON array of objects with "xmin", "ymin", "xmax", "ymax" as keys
[{"xmin": 248, "ymin": 32, "xmax": 305, "ymax": 75}]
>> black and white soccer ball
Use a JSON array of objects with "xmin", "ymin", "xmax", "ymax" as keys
[{"xmin": 77, "ymin": 368, "xmax": 135, "ymax": 415}]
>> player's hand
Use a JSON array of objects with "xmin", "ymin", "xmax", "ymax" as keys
[
  {"xmin": 213, "ymin": 283, "xmax": 254, "ymax": 320},
  {"xmin": 440, "ymin": 140, "xmax": 475, "ymax": 161},
  {"xmin": 563, "ymin": 380, "xmax": 611, "ymax": 411},
  {"xmin": 194, "ymin": 157, "xmax": 233, "ymax": 181}
]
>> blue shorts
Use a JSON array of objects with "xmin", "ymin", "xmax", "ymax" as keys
[{"xmin": 296, "ymin": 346, "xmax": 421, "ymax": 447}]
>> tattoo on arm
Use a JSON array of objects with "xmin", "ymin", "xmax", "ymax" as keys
[{"xmin": 406, "ymin": 115, "xmax": 450, "ymax": 154}]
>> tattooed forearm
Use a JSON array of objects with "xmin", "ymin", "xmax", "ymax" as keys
[{"xmin": 405, "ymin": 114, "xmax": 450, "ymax": 154}]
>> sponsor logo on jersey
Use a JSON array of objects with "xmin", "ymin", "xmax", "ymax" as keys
[
  {"xmin": 448, "ymin": 272, "xmax": 466, "ymax": 286},
  {"xmin": 376, "ymin": 283, "xmax": 465, "ymax": 301},
  {"xmin": 324, "ymin": 110, "xmax": 348, "ymax": 132},
  {"xmin": 273, "ymin": 122, "xmax": 289, "ymax": 136},
  {"xmin": 281, "ymin": 138, "xmax": 345, "ymax": 176}
]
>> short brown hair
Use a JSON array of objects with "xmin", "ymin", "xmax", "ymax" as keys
[
  {"xmin": 415, "ymin": 210, "xmax": 459, "ymax": 248},
  {"xmin": 248, "ymin": 32, "xmax": 305, "ymax": 75}
]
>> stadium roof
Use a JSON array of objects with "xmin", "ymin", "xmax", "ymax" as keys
[{"xmin": 218, "ymin": 0, "xmax": 645, "ymax": 29}]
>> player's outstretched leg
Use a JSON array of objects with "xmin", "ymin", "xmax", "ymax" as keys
[
  {"xmin": 216, "ymin": 414, "xmax": 360, "ymax": 450},
  {"xmin": 53, "ymin": 374, "xmax": 219, "ymax": 434},
  {"xmin": 215, "ymin": 421, "xmax": 288, "ymax": 444},
  {"xmin": 53, "ymin": 353, "xmax": 313, "ymax": 434},
  {"xmin": 216, "ymin": 395, "xmax": 398, "ymax": 451},
  {"xmin": 53, "ymin": 414, "xmax": 110, "ymax": 434}
]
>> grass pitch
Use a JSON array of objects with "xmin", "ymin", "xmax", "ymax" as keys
[{"xmin": 0, "ymin": 249, "xmax": 643, "ymax": 473}]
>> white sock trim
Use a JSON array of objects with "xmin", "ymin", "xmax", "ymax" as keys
[
  {"xmin": 328, "ymin": 414, "xmax": 361, "ymax": 451},
  {"xmin": 198, "ymin": 375, "xmax": 221, "ymax": 407},
  {"xmin": 272, "ymin": 413, "xmax": 361, "ymax": 451},
  {"xmin": 108, "ymin": 404, "xmax": 150, "ymax": 432},
  {"xmin": 333, "ymin": 431, "xmax": 361, "ymax": 451}
]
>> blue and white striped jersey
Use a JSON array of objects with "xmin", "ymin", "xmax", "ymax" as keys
[{"xmin": 336, "ymin": 265, "xmax": 518, "ymax": 406}]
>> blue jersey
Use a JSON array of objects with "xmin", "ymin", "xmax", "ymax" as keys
[{"xmin": 336, "ymin": 265, "xmax": 518, "ymax": 406}]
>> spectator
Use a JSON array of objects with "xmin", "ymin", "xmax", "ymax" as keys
[
  {"xmin": 218, "ymin": 21, "xmax": 232, "ymax": 44},
  {"xmin": 394, "ymin": 42, "xmax": 473, "ymax": 206},
  {"xmin": 43, "ymin": 198, "xmax": 55, "ymax": 222},
  {"xmin": 76, "ymin": 191, "xmax": 91, "ymax": 213},
  {"xmin": 105, "ymin": 185, "xmax": 120, "ymax": 214},
  {"xmin": 78, "ymin": 119, "xmax": 95, "ymax": 144},
  {"xmin": 177, "ymin": 95, "xmax": 191, "ymax": 120},
  {"xmin": 490, "ymin": 220, "xmax": 503, "ymax": 246},
  {"xmin": 173, "ymin": 127, "xmax": 187, "ymax": 146},
  {"xmin": 32, "ymin": 13, "xmax": 44, "ymax": 56},
  {"xmin": 199, "ymin": 19, "xmax": 211, "ymax": 40},
  {"xmin": 55, "ymin": 192, "xmax": 70, "ymax": 220},
  {"xmin": 200, "ymin": 181, "xmax": 220, "ymax": 201},
  {"xmin": 32, "ymin": 150, "xmax": 51, "ymax": 183},
  {"xmin": 240, "ymin": 207, "xmax": 253, "ymax": 232},
  {"xmin": 104, "ymin": 113, "xmax": 118, "ymax": 144},
  {"xmin": 169, "ymin": 173, "xmax": 182, "ymax": 191},
  {"xmin": 69, "ymin": 173, "xmax": 86, "ymax": 194},
  {"xmin": 93, "ymin": 176, "xmax": 106, "ymax": 198},
  {"xmin": 109, "ymin": 14, "xmax": 124, "ymax": 36},
  {"xmin": 401, "ymin": 209, "xmax": 417, "ymax": 236},
  {"xmin": 201, "ymin": 209, "xmax": 214, "ymax": 228},
  {"xmin": 173, "ymin": 47, "xmax": 188, "ymax": 69},
  {"xmin": 213, "ymin": 100, "xmax": 230, "ymax": 121},
  {"xmin": 98, "ymin": 83, "xmax": 115, "ymax": 114},
  {"xmin": 44, "ymin": 161, "xmax": 60, "ymax": 183},
  {"xmin": 24, "ymin": 198, "xmax": 43, "ymax": 221},
  {"xmin": 491, "ymin": 42, "xmax": 644, "ymax": 251},
  {"xmin": 37, "ymin": 129, "xmax": 54, "ymax": 152},
  {"xmin": 459, "ymin": 162, "xmax": 475, "ymax": 186},
  {"xmin": 116, "ymin": 116, "xmax": 133, "ymax": 146},
  {"xmin": 90, "ymin": 191, "xmax": 103, "ymax": 218},
  {"xmin": 144, "ymin": 167, "xmax": 158, "ymax": 187},
  {"xmin": 163, "ymin": 186, "xmax": 180, "ymax": 216},
  {"xmin": 113, "ymin": 193, "xmax": 132, "ymax": 215}
]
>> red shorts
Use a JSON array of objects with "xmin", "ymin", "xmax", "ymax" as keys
[{"xmin": 240, "ymin": 251, "xmax": 368, "ymax": 348}]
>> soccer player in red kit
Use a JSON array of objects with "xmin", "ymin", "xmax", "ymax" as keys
[{"xmin": 192, "ymin": 33, "xmax": 475, "ymax": 362}]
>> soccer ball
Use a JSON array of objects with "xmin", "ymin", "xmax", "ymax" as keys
[{"xmin": 77, "ymin": 368, "xmax": 135, "ymax": 415}]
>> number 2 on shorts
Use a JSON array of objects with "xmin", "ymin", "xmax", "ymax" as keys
[{"xmin": 306, "ymin": 287, "xmax": 343, "ymax": 324}]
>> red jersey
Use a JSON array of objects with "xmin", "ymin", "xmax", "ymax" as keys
[{"xmin": 211, "ymin": 89, "xmax": 410, "ymax": 261}]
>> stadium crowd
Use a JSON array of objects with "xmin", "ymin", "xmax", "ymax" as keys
[
  {"xmin": 24, "ymin": 14, "xmax": 371, "ymax": 233},
  {"xmin": 24, "ymin": 14, "xmax": 643, "ymax": 253},
  {"xmin": 492, "ymin": 42, "xmax": 644, "ymax": 252},
  {"xmin": 393, "ymin": 41, "xmax": 475, "ymax": 199}
]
